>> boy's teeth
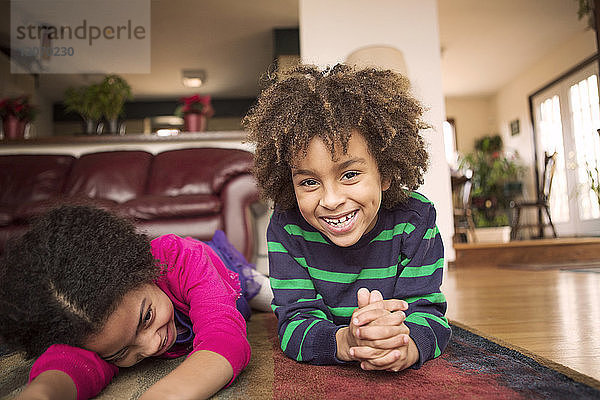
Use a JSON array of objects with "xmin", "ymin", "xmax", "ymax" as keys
[{"xmin": 324, "ymin": 211, "xmax": 355, "ymax": 225}]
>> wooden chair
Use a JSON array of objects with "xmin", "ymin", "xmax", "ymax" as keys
[
  {"xmin": 451, "ymin": 169, "xmax": 477, "ymax": 243},
  {"xmin": 510, "ymin": 151, "xmax": 558, "ymax": 240}
]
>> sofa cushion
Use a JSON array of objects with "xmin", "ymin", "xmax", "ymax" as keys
[
  {"xmin": 120, "ymin": 194, "xmax": 221, "ymax": 220},
  {"xmin": 0, "ymin": 154, "xmax": 75, "ymax": 207},
  {"xmin": 0, "ymin": 206, "xmax": 15, "ymax": 226},
  {"xmin": 146, "ymin": 148, "xmax": 254, "ymax": 196},
  {"xmin": 64, "ymin": 151, "xmax": 153, "ymax": 203},
  {"xmin": 14, "ymin": 197, "xmax": 121, "ymax": 223}
]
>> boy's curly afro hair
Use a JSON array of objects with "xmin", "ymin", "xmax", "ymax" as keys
[
  {"xmin": 243, "ymin": 63, "xmax": 430, "ymax": 210},
  {"xmin": 0, "ymin": 205, "xmax": 159, "ymax": 359}
]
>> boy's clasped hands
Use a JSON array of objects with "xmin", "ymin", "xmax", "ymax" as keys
[{"xmin": 336, "ymin": 288, "xmax": 419, "ymax": 372}]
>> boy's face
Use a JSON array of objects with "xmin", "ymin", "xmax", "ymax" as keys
[
  {"xmin": 84, "ymin": 283, "xmax": 176, "ymax": 367},
  {"xmin": 290, "ymin": 131, "xmax": 390, "ymax": 247}
]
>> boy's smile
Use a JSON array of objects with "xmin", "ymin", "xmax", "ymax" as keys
[{"xmin": 291, "ymin": 131, "xmax": 390, "ymax": 247}]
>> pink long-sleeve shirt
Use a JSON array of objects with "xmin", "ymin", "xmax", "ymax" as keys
[{"xmin": 30, "ymin": 234, "xmax": 251, "ymax": 400}]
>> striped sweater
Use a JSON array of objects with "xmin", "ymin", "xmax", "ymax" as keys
[{"xmin": 267, "ymin": 192, "xmax": 451, "ymax": 368}]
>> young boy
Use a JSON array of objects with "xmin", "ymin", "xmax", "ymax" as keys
[{"xmin": 244, "ymin": 64, "xmax": 450, "ymax": 372}]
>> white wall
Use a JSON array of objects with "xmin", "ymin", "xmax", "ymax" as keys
[
  {"xmin": 445, "ymin": 96, "xmax": 496, "ymax": 154},
  {"xmin": 495, "ymin": 29, "xmax": 596, "ymax": 201},
  {"xmin": 299, "ymin": 0, "xmax": 455, "ymax": 261}
]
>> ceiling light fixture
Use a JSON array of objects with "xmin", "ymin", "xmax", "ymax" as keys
[{"xmin": 182, "ymin": 69, "xmax": 206, "ymax": 88}]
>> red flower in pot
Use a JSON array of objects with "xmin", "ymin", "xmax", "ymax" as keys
[
  {"xmin": 0, "ymin": 95, "xmax": 37, "ymax": 140},
  {"xmin": 175, "ymin": 94, "xmax": 214, "ymax": 132}
]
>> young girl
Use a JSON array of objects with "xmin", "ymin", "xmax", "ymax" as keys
[
  {"xmin": 243, "ymin": 64, "xmax": 451, "ymax": 372},
  {"xmin": 0, "ymin": 205, "xmax": 269, "ymax": 400}
]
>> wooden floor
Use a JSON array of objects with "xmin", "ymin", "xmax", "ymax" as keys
[{"xmin": 442, "ymin": 257, "xmax": 600, "ymax": 387}]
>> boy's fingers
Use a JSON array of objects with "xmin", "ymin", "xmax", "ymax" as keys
[
  {"xmin": 353, "ymin": 299, "xmax": 407, "ymax": 320},
  {"xmin": 357, "ymin": 324, "xmax": 407, "ymax": 342},
  {"xmin": 361, "ymin": 350, "xmax": 404, "ymax": 370},
  {"xmin": 353, "ymin": 309, "xmax": 406, "ymax": 329},
  {"xmin": 349, "ymin": 346, "xmax": 390, "ymax": 360},
  {"xmin": 368, "ymin": 311, "xmax": 406, "ymax": 327},
  {"xmin": 369, "ymin": 290, "xmax": 383, "ymax": 304},
  {"xmin": 352, "ymin": 308, "xmax": 390, "ymax": 327},
  {"xmin": 356, "ymin": 330, "xmax": 410, "ymax": 348},
  {"xmin": 357, "ymin": 288, "xmax": 370, "ymax": 308}
]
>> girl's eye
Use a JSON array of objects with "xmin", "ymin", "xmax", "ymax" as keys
[
  {"xmin": 143, "ymin": 308, "xmax": 153, "ymax": 325},
  {"xmin": 108, "ymin": 348, "xmax": 129, "ymax": 363},
  {"xmin": 342, "ymin": 171, "xmax": 359, "ymax": 180},
  {"xmin": 115, "ymin": 351, "xmax": 128, "ymax": 362}
]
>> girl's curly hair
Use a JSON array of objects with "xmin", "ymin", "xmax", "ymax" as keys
[
  {"xmin": 243, "ymin": 63, "xmax": 430, "ymax": 210},
  {"xmin": 0, "ymin": 205, "xmax": 159, "ymax": 359}
]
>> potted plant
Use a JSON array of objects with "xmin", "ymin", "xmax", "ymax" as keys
[
  {"xmin": 587, "ymin": 162, "xmax": 600, "ymax": 207},
  {"xmin": 459, "ymin": 135, "xmax": 525, "ymax": 242},
  {"xmin": 175, "ymin": 94, "xmax": 214, "ymax": 132},
  {"xmin": 63, "ymin": 84, "xmax": 103, "ymax": 135},
  {"xmin": 577, "ymin": 0, "xmax": 595, "ymax": 29},
  {"xmin": 98, "ymin": 74, "xmax": 132, "ymax": 134},
  {"xmin": 585, "ymin": 129, "xmax": 600, "ymax": 207},
  {"xmin": 0, "ymin": 95, "xmax": 37, "ymax": 140}
]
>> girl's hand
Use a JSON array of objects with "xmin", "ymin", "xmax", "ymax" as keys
[
  {"xmin": 15, "ymin": 370, "xmax": 77, "ymax": 400},
  {"xmin": 140, "ymin": 350, "xmax": 233, "ymax": 400}
]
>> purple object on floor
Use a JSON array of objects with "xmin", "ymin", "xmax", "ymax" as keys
[{"xmin": 206, "ymin": 230, "xmax": 261, "ymax": 321}]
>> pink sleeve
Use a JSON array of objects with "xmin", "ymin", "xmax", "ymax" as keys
[
  {"xmin": 152, "ymin": 235, "xmax": 251, "ymax": 383},
  {"xmin": 29, "ymin": 344, "xmax": 119, "ymax": 400}
]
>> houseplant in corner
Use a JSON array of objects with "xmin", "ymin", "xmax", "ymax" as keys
[
  {"xmin": 0, "ymin": 95, "xmax": 36, "ymax": 140},
  {"xmin": 585, "ymin": 129, "xmax": 600, "ymax": 207},
  {"xmin": 587, "ymin": 161, "xmax": 600, "ymax": 207},
  {"xmin": 460, "ymin": 134, "xmax": 525, "ymax": 242},
  {"xmin": 175, "ymin": 94, "xmax": 214, "ymax": 132},
  {"xmin": 98, "ymin": 74, "xmax": 132, "ymax": 134},
  {"xmin": 63, "ymin": 84, "xmax": 103, "ymax": 135}
]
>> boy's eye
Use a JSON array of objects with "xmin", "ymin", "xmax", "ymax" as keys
[
  {"xmin": 342, "ymin": 171, "xmax": 359, "ymax": 180},
  {"xmin": 300, "ymin": 178, "xmax": 319, "ymax": 187}
]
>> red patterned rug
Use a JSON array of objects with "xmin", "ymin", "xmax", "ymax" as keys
[
  {"xmin": 2, "ymin": 312, "xmax": 600, "ymax": 399},
  {"xmin": 265, "ymin": 313, "xmax": 600, "ymax": 400}
]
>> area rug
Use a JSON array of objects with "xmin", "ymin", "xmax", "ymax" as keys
[{"xmin": 1, "ymin": 313, "xmax": 599, "ymax": 399}]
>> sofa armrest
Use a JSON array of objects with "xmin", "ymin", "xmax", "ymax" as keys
[
  {"xmin": 221, "ymin": 173, "xmax": 260, "ymax": 263},
  {"xmin": 120, "ymin": 194, "xmax": 221, "ymax": 220}
]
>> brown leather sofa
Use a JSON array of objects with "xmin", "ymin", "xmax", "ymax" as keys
[{"xmin": 0, "ymin": 147, "xmax": 259, "ymax": 261}]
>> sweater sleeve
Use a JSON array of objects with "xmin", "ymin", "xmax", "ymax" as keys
[
  {"xmin": 395, "ymin": 199, "xmax": 451, "ymax": 368},
  {"xmin": 29, "ymin": 344, "xmax": 119, "ymax": 400},
  {"xmin": 152, "ymin": 235, "xmax": 251, "ymax": 383},
  {"xmin": 267, "ymin": 213, "xmax": 343, "ymax": 365}
]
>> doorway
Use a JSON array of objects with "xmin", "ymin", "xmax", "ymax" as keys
[{"xmin": 531, "ymin": 60, "xmax": 600, "ymax": 236}]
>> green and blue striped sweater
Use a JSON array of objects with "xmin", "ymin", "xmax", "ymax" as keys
[{"xmin": 267, "ymin": 192, "xmax": 451, "ymax": 368}]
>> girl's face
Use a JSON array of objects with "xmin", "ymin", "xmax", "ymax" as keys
[
  {"xmin": 84, "ymin": 283, "xmax": 176, "ymax": 367},
  {"xmin": 290, "ymin": 131, "xmax": 390, "ymax": 247}
]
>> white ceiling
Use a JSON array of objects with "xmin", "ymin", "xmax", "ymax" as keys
[
  {"xmin": 438, "ymin": 0, "xmax": 589, "ymax": 97},
  {"xmin": 2, "ymin": 0, "xmax": 592, "ymax": 102}
]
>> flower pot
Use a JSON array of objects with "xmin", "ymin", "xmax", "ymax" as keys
[
  {"xmin": 183, "ymin": 112, "xmax": 206, "ymax": 132},
  {"xmin": 83, "ymin": 119, "xmax": 99, "ymax": 135},
  {"xmin": 2, "ymin": 115, "xmax": 26, "ymax": 140},
  {"xmin": 106, "ymin": 119, "xmax": 119, "ymax": 135},
  {"xmin": 474, "ymin": 226, "xmax": 511, "ymax": 243}
]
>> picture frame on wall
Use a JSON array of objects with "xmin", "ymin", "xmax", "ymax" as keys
[{"xmin": 510, "ymin": 119, "xmax": 520, "ymax": 136}]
